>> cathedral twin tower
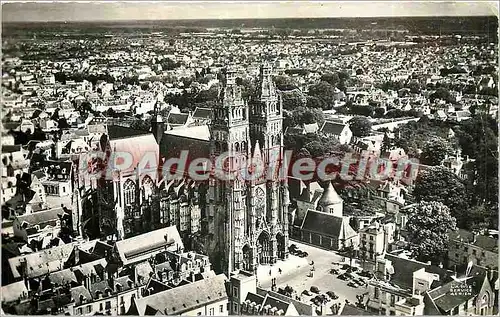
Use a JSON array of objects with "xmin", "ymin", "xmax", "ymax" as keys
[
  {"xmin": 73, "ymin": 63, "xmax": 290, "ymax": 276},
  {"xmin": 207, "ymin": 63, "xmax": 290, "ymax": 274}
]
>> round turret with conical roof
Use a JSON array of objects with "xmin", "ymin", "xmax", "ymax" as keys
[{"xmin": 317, "ymin": 181, "xmax": 343, "ymax": 217}]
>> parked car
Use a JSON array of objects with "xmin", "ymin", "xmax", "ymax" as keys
[
  {"xmin": 329, "ymin": 268, "xmax": 339, "ymax": 275},
  {"xmin": 341, "ymin": 264, "xmax": 350, "ymax": 270},
  {"xmin": 359, "ymin": 270, "xmax": 374, "ymax": 278},
  {"xmin": 326, "ymin": 291, "xmax": 339, "ymax": 300},
  {"xmin": 317, "ymin": 294, "xmax": 330, "ymax": 303},
  {"xmin": 353, "ymin": 279, "xmax": 364, "ymax": 286},
  {"xmin": 289, "ymin": 244, "xmax": 298, "ymax": 253},
  {"xmin": 298, "ymin": 251, "xmax": 308, "ymax": 258},
  {"xmin": 310, "ymin": 286, "xmax": 320, "ymax": 294},
  {"xmin": 302, "ymin": 289, "xmax": 312, "ymax": 296},
  {"xmin": 337, "ymin": 274, "xmax": 348, "ymax": 280},
  {"xmin": 347, "ymin": 282, "xmax": 358, "ymax": 288}
]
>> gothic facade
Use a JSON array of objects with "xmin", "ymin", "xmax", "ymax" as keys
[
  {"xmin": 206, "ymin": 64, "xmax": 290, "ymax": 274},
  {"xmin": 72, "ymin": 63, "xmax": 290, "ymax": 275}
]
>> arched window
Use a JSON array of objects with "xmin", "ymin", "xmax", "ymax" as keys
[
  {"xmin": 124, "ymin": 179, "xmax": 136, "ymax": 206},
  {"xmin": 142, "ymin": 176, "xmax": 155, "ymax": 198}
]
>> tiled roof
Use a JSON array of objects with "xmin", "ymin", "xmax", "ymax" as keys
[{"xmin": 133, "ymin": 273, "xmax": 228, "ymax": 315}]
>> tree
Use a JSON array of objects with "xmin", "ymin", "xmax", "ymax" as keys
[
  {"xmin": 381, "ymin": 133, "xmax": 393, "ymax": 154},
  {"xmin": 466, "ymin": 205, "xmax": 492, "ymax": 232},
  {"xmin": 320, "ymin": 72, "xmax": 340, "ymax": 86},
  {"xmin": 374, "ymin": 107, "xmax": 386, "ymax": 118},
  {"xmin": 419, "ymin": 137, "xmax": 454, "ymax": 166},
  {"xmin": 281, "ymin": 90, "xmax": 305, "ymax": 110},
  {"xmin": 105, "ymin": 108, "xmax": 117, "ymax": 118},
  {"xmin": 308, "ymin": 81, "xmax": 335, "ymax": 104},
  {"xmin": 273, "ymin": 75, "xmax": 298, "ymax": 91},
  {"xmin": 57, "ymin": 117, "xmax": 70, "ymax": 129},
  {"xmin": 306, "ymin": 95, "xmax": 326, "ymax": 109},
  {"xmin": 406, "ymin": 201, "xmax": 457, "ymax": 264},
  {"xmin": 291, "ymin": 106, "xmax": 325, "ymax": 126},
  {"xmin": 412, "ymin": 166, "xmax": 469, "ymax": 228},
  {"xmin": 430, "ymin": 87, "xmax": 453, "ymax": 103},
  {"xmin": 348, "ymin": 116, "xmax": 372, "ymax": 137}
]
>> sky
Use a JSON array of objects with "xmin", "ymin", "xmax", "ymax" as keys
[{"xmin": 2, "ymin": 1, "xmax": 499, "ymax": 22}]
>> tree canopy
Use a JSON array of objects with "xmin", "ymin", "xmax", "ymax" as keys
[
  {"xmin": 412, "ymin": 166, "xmax": 468, "ymax": 228},
  {"xmin": 406, "ymin": 201, "xmax": 457, "ymax": 264},
  {"xmin": 348, "ymin": 116, "xmax": 372, "ymax": 137},
  {"xmin": 419, "ymin": 137, "xmax": 455, "ymax": 166}
]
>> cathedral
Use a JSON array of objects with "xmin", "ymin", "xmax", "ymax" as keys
[{"xmin": 72, "ymin": 63, "xmax": 290, "ymax": 275}]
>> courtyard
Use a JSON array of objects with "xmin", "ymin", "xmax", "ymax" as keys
[{"xmin": 257, "ymin": 241, "xmax": 368, "ymax": 315}]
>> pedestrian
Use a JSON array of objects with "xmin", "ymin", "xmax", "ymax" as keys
[
  {"xmin": 269, "ymin": 269, "xmax": 272, "ymax": 276},
  {"xmin": 278, "ymin": 268, "xmax": 282, "ymax": 274}
]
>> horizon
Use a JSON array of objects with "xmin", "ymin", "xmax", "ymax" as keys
[{"xmin": 2, "ymin": 1, "xmax": 499, "ymax": 23}]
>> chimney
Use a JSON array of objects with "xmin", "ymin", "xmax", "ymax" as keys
[
  {"xmin": 74, "ymin": 247, "xmax": 80, "ymax": 265},
  {"xmin": 84, "ymin": 274, "xmax": 91, "ymax": 290}
]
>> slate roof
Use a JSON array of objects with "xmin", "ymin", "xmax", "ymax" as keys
[
  {"xmin": 107, "ymin": 125, "xmax": 150, "ymax": 140},
  {"xmin": 192, "ymin": 107, "xmax": 213, "ymax": 120},
  {"xmin": 449, "ymin": 229, "xmax": 499, "ymax": 253},
  {"xmin": 167, "ymin": 113, "xmax": 189, "ymax": 125},
  {"xmin": 321, "ymin": 121, "xmax": 348, "ymax": 136},
  {"xmin": 300, "ymin": 209, "xmax": 343, "ymax": 238},
  {"xmin": 48, "ymin": 269, "xmax": 78, "ymax": 286},
  {"xmin": 427, "ymin": 273, "xmax": 486, "ymax": 313},
  {"xmin": 1, "ymin": 281, "xmax": 28, "ymax": 303},
  {"xmin": 257, "ymin": 289, "xmax": 314, "ymax": 316},
  {"xmin": 15, "ymin": 207, "xmax": 64, "ymax": 228},
  {"xmin": 2, "ymin": 145, "xmax": 22, "ymax": 153},
  {"xmin": 245, "ymin": 292, "xmax": 265, "ymax": 306},
  {"xmin": 164, "ymin": 125, "xmax": 210, "ymax": 141},
  {"xmin": 133, "ymin": 274, "xmax": 228, "ymax": 315},
  {"xmin": 340, "ymin": 304, "xmax": 372, "ymax": 315},
  {"xmin": 474, "ymin": 235, "xmax": 498, "ymax": 253},
  {"xmin": 385, "ymin": 254, "xmax": 450, "ymax": 291},
  {"xmin": 262, "ymin": 295, "xmax": 290, "ymax": 313},
  {"xmin": 8, "ymin": 242, "xmax": 77, "ymax": 279},
  {"xmin": 115, "ymin": 226, "xmax": 184, "ymax": 266},
  {"xmin": 70, "ymin": 286, "xmax": 92, "ymax": 306}
]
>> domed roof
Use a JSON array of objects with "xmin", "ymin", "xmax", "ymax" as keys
[{"xmin": 317, "ymin": 182, "xmax": 343, "ymax": 208}]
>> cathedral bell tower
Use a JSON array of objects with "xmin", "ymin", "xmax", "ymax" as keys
[
  {"xmin": 248, "ymin": 62, "xmax": 289, "ymax": 267},
  {"xmin": 208, "ymin": 66, "xmax": 251, "ymax": 274}
]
